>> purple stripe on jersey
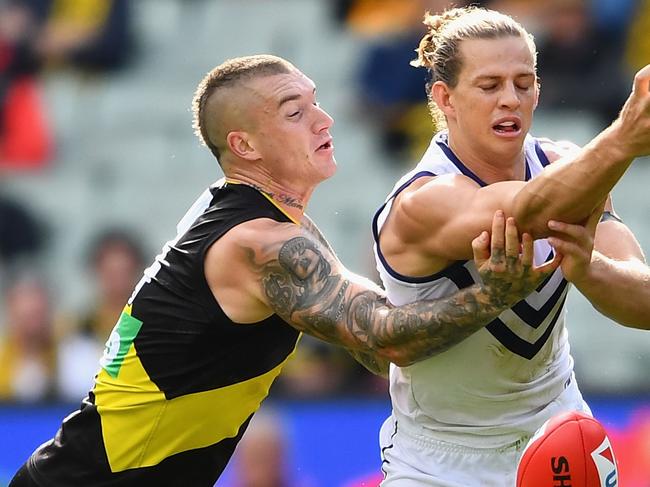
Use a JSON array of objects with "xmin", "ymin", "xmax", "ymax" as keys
[
  {"xmin": 435, "ymin": 139, "xmax": 486, "ymax": 187},
  {"xmin": 510, "ymin": 274, "xmax": 568, "ymax": 329},
  {"xmin": 371, "ymin": 170, "xmax": 452, "ymax": 284},
  {"xmin": 486, "ymin": 295, "xmax": 567, "ymax": 360},
  {"xmin": 436, "ymin": 134, "xmax": 533, "ymax": 184},
  {"xmin": 534, "ymin": 140, "xmax": 552, "ymax": 167}
]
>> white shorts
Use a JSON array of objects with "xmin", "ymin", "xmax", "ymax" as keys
[
  {"xmin": 379, "ymin": 416, "xmax": 528, "ymax": 487},
  {"xmin": 378, "ymin": 405, "xmax": 592, "ymax": 487}
]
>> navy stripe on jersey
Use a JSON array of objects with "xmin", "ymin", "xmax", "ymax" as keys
[
  {"xmin": 486, "ymin": 295, "xmax": 567, "ymax": 360},
  {"xmin": 435, "ymin": 135, "xmax": 532, "ymax": 186},
  {"xmin": 410, "ymin": 248, "xmax": 566, "ymax": 359},
  {"xmin": 511, "ymin": 276, "xmax": 568, "ymax": 328},
  {"xmin": 420, "ymin": 251, "xmax": 559, "ymax": 306},
  {"xmin": 535, "ymin": 140, "xmax": 551, "ymax": 167},
  {"xmin": 535, "ymin": 253, "xmax": 558, "ymax": 290},
  {"xmin": 372, "ymin": 171, "xmax": 438, "ymax": 283},
  {"xmin": 435, "ymin": 139, "xmax": 486, "ymax": 187}
]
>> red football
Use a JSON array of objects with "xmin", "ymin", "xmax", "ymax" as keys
[{"xmin": 517, "ymin": 411, "xmax": 619, "ymax": 487}]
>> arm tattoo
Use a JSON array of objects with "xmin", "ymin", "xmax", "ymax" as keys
[
  {"xmin": 300, "ymin": 214, "xmax": 336, "ymax": 254},
  {"xmin": 346, "ymin": 348, "xmax": 390, "ymax": 378},
  {"xmin": 250, "ymin": 233, "xmax": 517, "ymax": 367}
]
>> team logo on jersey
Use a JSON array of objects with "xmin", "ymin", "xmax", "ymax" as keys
[
  {"xmin": 591, "ymin": 436, "xmax": 618, "ymax": 487},
  {"xmin": 99, "ymin": 306, "xmax": 143, "ymax": 378}
]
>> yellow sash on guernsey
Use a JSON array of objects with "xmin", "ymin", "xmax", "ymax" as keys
[{"xmin": 94, "ymin": 306, "xmax": 298, "ymax": 472}]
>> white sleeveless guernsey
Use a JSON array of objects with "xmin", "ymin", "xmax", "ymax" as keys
[{"xmin": 373, "ymin": 131, "xmax": 584, "ymax": 449}]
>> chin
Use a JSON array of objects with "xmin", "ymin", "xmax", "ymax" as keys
[{"xmin": 320, "ymin": 157, "xmax": 337, "ymax": 179}]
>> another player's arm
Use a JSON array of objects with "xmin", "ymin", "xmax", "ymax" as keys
[
  {"xmin": 243, "ymin": 215, "xmax": 557, "ymax": 367},
  {"xmin": 548, "ymin": 201, "xmax": 650, "ymax": 329},
  {"xmin": 300, "ymin": 214, "xmax": 391, "ymax": 376}
]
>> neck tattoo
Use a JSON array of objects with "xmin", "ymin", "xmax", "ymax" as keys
[{"xmin": 249, "ymin": 182, "xmax": 304, "ymax": 211}]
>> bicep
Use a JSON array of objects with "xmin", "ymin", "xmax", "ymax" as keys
[
  {"xmin": 243, "ymin": 223, "xmax": 383, "ymax": 350},
  {"xmin": 395, "ymin": 176, "xmax": 525, "ymax": 261}
]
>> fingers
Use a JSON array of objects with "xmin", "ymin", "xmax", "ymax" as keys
[
  {"xmin": 633, "ymin": 64, "xmax": 650, "ymax": 95},
  {"xmin": 585, "ymin": 199, "xmax": 607, "ymax": 234},
  {"xmin": 547, "ymin": 199, "xmax": 605, "ymax": 243},
  {"xmin": 521, "ymin": 232, "xmax": 534, "ymax": 267},
  {"xmin": 505, "ymin": 217, "xmax": 519, "ymax": 262},
  {"xmin": 535, "ymin": 250, "xmax": 563, "ymax": 275},
  {"xmin": 490, "ymin": 210, "xmax": 505, "ymax": 260},
  {"xmin": 547, "ymin": 220, "xmax": 583, "ymax": 240},
  {"xmin": 471, "ymin": 231, "xmax": 491, "ymax": 266}
]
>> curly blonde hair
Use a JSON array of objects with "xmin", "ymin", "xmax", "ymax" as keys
[{"xmin": 412, "ymin": 7, "xmax": 537, "ymax": 129}]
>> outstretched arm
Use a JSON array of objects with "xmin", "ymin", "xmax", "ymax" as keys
[
  {"xmin": 242, "ymin": 211, "xmax": 559, "ymax": 367},
  {"xmin": 513, "ymin": 65, "xmax": 650, "ymax": 235},
  {"xmin": 300, "ymin": 214, "xmax": 391, "ymax": 376}
]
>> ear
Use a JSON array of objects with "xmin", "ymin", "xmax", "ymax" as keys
[
  {"xmin": 431, "ymin": 81, "xmax": 455, "ymax": 119},
  {"xmin": 226, "ymin": 131, "xmax": 260, "ymax": 161}
]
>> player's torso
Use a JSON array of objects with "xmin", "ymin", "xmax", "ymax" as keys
[
  {"xmin": 373, "ymin": 132, "xmax": 578, "ymax": 447},
  {"xmin": 30, "ymin": 180, "xmax": 301, "ymax": 486}
]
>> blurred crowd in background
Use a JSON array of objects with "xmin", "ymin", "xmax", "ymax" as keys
[
  {"xmin": 2, "ymin": 1, "xmax": 650, "ymax": 485},
  {"xmin": 0, "ymin": 0, "xmax": 649, "ymax": 407}
]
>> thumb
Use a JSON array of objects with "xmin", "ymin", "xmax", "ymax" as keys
[
  {"xmin": 585, "ymin": 199, "xmax": 607, "ymax": 235},
  {"xmin": 472, "ymin": 231, "xmax": 490, "ymax": 266},
  {"xmin": 632, "ymin": 64, "xmax": 650, "ymax": 95}
]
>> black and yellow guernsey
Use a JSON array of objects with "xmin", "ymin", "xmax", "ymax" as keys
[{"xmin": 27, "ymin": 180, "xmax": 301, "ymax": 487}]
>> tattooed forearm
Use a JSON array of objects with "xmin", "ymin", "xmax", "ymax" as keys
[
  {"xmin": 251, "ymin": 233, "xmax": 518, "ymax": 367},
  {"xmin": 347, "ymin": 348, "xmax": 390, "ymax": 378}
]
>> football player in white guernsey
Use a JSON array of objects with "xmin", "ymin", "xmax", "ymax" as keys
[{"xmin": 372, "ymin": 7, "xmax": 650, "ymax": 487}]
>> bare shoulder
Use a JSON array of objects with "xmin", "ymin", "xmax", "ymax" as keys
[
  {"xmin": 379, "ymin": 173, "xmax": 482, "ymax": 273},
  {"xmin": 205, "ymin": 218, "xmax": 303, "ymax": 323},
  {"xmin": 537, "ymin": 137, "xmax": 582, "ymax": 164},
  {"xmin": 390, "ymin": 173, "xmax": 480, "ymax": 244}
]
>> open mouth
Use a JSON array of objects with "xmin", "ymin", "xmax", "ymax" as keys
[
  {"xmin": 317, "ymin": 141, "xmax": 333, "ymax": 151},
  {"xmin": 493, "ymin": 120, "xmax": 520, "ymax": 134}
]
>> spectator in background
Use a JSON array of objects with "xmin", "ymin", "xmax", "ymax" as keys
[
  {"xmin": 535, "ymin": 0, "xmax": 629, "ymax": 127},
  {"xmin": 0, "ymin": 0, "xmax": 135, "ymax": 169},
  {"xmin": 0, "ymin": 192, "xmax": 46, "ymax": 272},
  {"xmin": 351, "ymin": 0, "xmax": 475, "ymax": 162},
  {"xmin": 81, "ymin": 228, "xmax": 146, "ymax": 340},
  {"xmin": 0, "ymin": 0, "xmax": 53, "ymax": 169},
  {"xmin": 228, "ymin": 411, "xmax": 313, "ymax": 487},
  {"xmin": 56, "ymin": 228, "xmax": 145, "ymax": 402},
  {"xmin": 0, "ymin": 272, "xmax": 57, "ymax": 402},
  {"xmin": 33, "ymin": 0, "xmax": 134, "ymax": 73}
]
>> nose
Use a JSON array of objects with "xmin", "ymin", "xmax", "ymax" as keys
[
  {"xmin": 499, "ymin": 82, "xmax": 521, "ymax": 110},
  {"xmin": 313, "ymin": 104, "xmax": 334, "ymax": 133}
]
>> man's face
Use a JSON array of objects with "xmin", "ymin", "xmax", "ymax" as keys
[
  {"xmin": 245, "ymin": 71, "xmax": 336, "ymax": 186},
  {"xmin": 443, "ymin": 36, "xmax": 538, "ymax": 164}
]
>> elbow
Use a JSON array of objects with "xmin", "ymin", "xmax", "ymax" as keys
[
  {"xmin": 374, "ymin": 345, "xmax": 413, "ymax": 368},
  {"xmin": 512, "ymin": 193, "xmax": 553, "ymax": 239}
]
